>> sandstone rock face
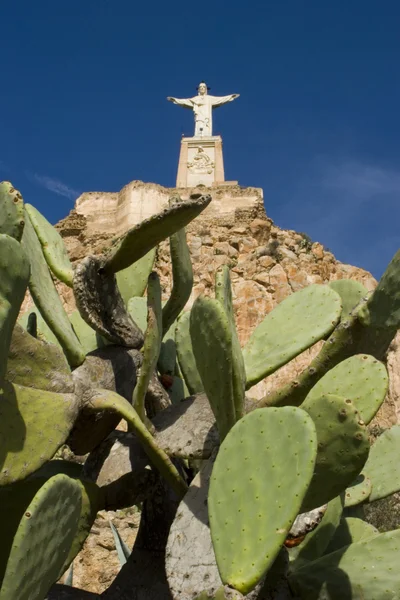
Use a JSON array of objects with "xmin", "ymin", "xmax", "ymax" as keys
[
  {"xmin": 48, "ymin": 180, "xmax": 399, "ymax": 592},
  {"xmin": 55, "ymin": 181, "xmax": 395, "ymax": 417}
]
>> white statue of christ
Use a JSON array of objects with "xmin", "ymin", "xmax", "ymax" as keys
[{"xmin": 167, "ymin": 82, "xmax": 239, "ymax": 137}]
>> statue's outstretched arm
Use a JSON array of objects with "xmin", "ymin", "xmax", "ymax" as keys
[
  {"xmin": 211, "ymin": 93, "xmax": 240, "ymax": 108},
  {"xmin": 166, "ymin": 97, "xmax": 194, "ymax": 109}
]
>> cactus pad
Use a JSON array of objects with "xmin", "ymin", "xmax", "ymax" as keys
[
  {"xmin": 324, "ymin": 517, "xmax": 378, "ymax": 555},
  {"xmin": 243, "ymin": 284, "xmax": 342, "ymax": 388},
  {"xmin": 208, "ymin": 407, "xmax": 317, "ymax": 594},
  {"xmin": 360, "ymin": 248, "xmax": 400, "ymax": 330},
  {"xmin": 0, "ymin": 381, "xmax": 79, "ymax": 485},
  {"xmin": 18, "ymin": 306, "xmax": 61, "ymax": 347},
  {"xmin": 73, "ymin": 255, "xmax": 144, "ymax": 348},
  {"xmin": 0, "ymin": 234, "xmax": 30, "ymax": 383},
  {"xmin": 363, "ymin": 424, "xmax": 400, "ymax": 501},
  {"xmin": 0, "ymin": 474, "xmax": 81, "ymax": 600},
  {"xmin": 300, "ymin": 394, "xmax": 370, "ymax": 511},
  {"xmin": 289, "ymin": 530, "xmax": 400, "ymax": 600},
  {"xmin": 7, "ymin": 323, "xmax": 73, "ymax": 393},
  {"xmin": 103, "ymin": 194, "xmax": 211, "ymax": 274},
  {"xmin": 175, "ymin": 310, "xmax": 203, "ymax": 394},
  {"xmin": 132, "ymin": 272, "xmax": 163, "ymax": 421},
  {"xmin": 0, "ymin": 181, "xmax": 25, "ymax": 241},
  {"xmin": 25, "ymin": 203, "xmax": 74, "ymax": 287},
  {"xmin": 116, "ymin": 248, "xmax": 156, "ymax": 305},
  {"xmin": 21, "ymin": 210, "xmax": 85, "ymax": 367},
  {"xmin": 162, "ymin": 226, "xmax": 193, "ymax": 336},
  {"xmin": 329, "ymin": 279, "xmax": 368, "ymax": 318},
  {"xmin": 344, "ymin": 474, "xmax": 372, "ymax": 507},
  {"xmin": 190, "ymin": 296, "xmax": 236, "ymax": 440},
  {"xmin": 215, "ymin": 266, "xmax": 246, "ymax": 420},
  {"xmin": 305, "ymin": 354, "xmax": 388, "ymax": 425}
]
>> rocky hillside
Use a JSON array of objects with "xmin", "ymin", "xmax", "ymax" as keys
[
  {"xmin": 54, "ymin": 180, "xmax": 398, "ymax": 424},
  {"xmin": 49, "ymin": 180, "xmax": 399, "ymax": 593}
]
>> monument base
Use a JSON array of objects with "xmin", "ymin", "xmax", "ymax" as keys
[{"xmin": 176, "ymin": 135, "xmax": 229, "ymax": 187}]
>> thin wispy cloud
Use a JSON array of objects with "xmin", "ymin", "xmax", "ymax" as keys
[
  {"xmin": 321, "ymin": 161, "xmax": 400, "ymax": 198},
  {"xmin": 29, "ymin": 172, "xmax": 80, "ymax": 200}
]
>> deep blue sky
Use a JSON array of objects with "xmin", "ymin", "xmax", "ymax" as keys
[{"xmin": 1, "ymin": 1, "xmax": 400, "ymax": 278}]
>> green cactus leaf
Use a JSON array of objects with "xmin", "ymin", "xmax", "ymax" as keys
[
  {"xmin": 190, "ymin": 296, "xmax": 236, "ymax": 440},
  {"xmin": 116, "ymin": 248, "xmax": 156, "ymax": 304},
  {"xmin": 6, "ymin": 323, "xmax": 73, "ymax": 393},
  {"xmin": 243, "ymin": 284, "xmax": 342, "ymax": 388},
  {"xmin": 305, "ymin": 354, "xmax": 388, "ymax": 425},
  {"xmin": 215, "ymin": 266, "xmax": 246, "ymax": 420},
  {"xmin": 0, "ymin": 181, "xmax": 25, "ymax": 241},
  {"xmin": 324, "ymin": 517, "xmax": 378, "ymax": 555},
  {"xmin": 0, "ymin": 473, "xmax": 81, "ymax": 600},
  {"xmin": 289, "ymin": 529, "xmax": 400, "ymax": 600},
  {"xmin": 360, "ymin": 249, "xmax": 400, "ymax": 331},
  {"xmin": 0, "ymin": 234, "xmax": 30, "ymax": 384},
  {"xmin": 127, "ymin": 296, "xmax": 148, "ymax": 332},
  {"xmin": 175, "ymin": 310, "xmax": 203, "ymax": 394},
  {"xmin": 300, "ymin": 394, "xmax": 370, "ymax": 512},
  {"xmin": 0, "ymin": 381, "xmax": 79, "ymax": 486},
  {"xmin": 103, "ymin": 194, "xmax": 211, "ymax": 274},
  {"xmin": 28, "ymin": 460, "xmax": 103, "ymax": 576},
  {"xmin": 328, "ymin": 280, "xmax": 368, "ymax": 319},
  {"xmin": 25, "ymin": 203, "xmax": 74, "ymax": 287},
  {"xmin": 69, "ymin": 308, "xmax": 99, "ymax": 354},
  {"xmin": 363, "ymin": 425, "xmax": 400, "ymax": 502},
  {"xmin": 162, "ymin": 227, "xmax": 193, "ymax": 336},
  {"xmin": 18, "ymin": 306, "xmax": 61, "ymax": 347},
  {"xmin": 208, "ymin": 407, "xmax": 317, "ymax": 594},
  {"xmin": 289, "ymin": 495, "xmax": 344, "ymax": 570},
  {"xmin": 133, "ymin": 273, "xmax": 163, "ymax": 422},
  {"xmin": 158, "ymin": 322, "xmax": 176, "ymax": 376},
  {"xmin": 21, "ymin": 210, "xmax": 85, "ymax": 367},
  {"xmin": 344, "ymin": 474, "xmax": 372, "ymax": 507}
]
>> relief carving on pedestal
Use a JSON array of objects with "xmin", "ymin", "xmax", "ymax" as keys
[{"xmin": 187, "ymin": 147, "xmax": 215, "ymax": 175}]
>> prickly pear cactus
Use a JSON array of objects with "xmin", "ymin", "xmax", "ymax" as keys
[
  {"xmin": 215, "ymin": 266, "xmax": 246, "ymax": 421},
  {"xmin": 0, "ymin": 474, "xmax": 81, "ymax": 600},
  {"xmin": 116, "ymin": 248, "xmax": 156, "ymax": 305},
  {"xmin": 304, "ymin": 354, "xmax": 388, "ymax": 425},
  {"xmin": 175, "ymin": 310, "xmax": 203, "ymax": 394},
  {"xmin": 289, "ymin": 529, "xmax": 400, "ymax": 600},
  {"xmin": 103, "ymin": 194, "xmax": 211, "ymax": 274},
  {"xmin": 243, "ymin": 284, "xmax": 342, "ymax": 388},
  {"xmin": 162, "ymin": 226, "xmax": 193, "ymax": 336},
  {"xmin": 0, "ymin": 181, "xmax": 25, "ymax": 241},
  {"xmin": 300, "ymin": 394, "xmax": 370, "ymax": 511},
  {"xmin": 190, "ymin": 296, "xmax": 236, "ymax": 440},
  {"xmin": 344, "ymin": 474, "xmax": 372, "ymax": 507},
  {"xmin": 328, "ymin": 279, "xmax": 368, "ymax": 318},
  {"xmin": 363, "ymin": 425, "xmax": 400, "ymax": 501},
  {"xmin": 21, "ymin": 210, "xmax": 85, "ymax": 367},
  {"xmin": 0, "ymin": 381, "xmax": 79, "ymax": 485},
  {"xmin": 132, "ymin": 272, "xmax": 163, "ymax": 422},
  {"xmin": 0, "ymin": 234, "xmax": 30, "ymax": 384},
  {"xmin": 25, "ymin": 203, "xmax": 74, "ymax": 287},
  {"xmin": 208, "ymin": 407, "xmax": 317, "ymax": 594}
]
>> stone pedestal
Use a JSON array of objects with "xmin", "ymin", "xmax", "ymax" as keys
[{"xmin": 176, "ymin": 135, "xmax": 237, "ymax": 188}]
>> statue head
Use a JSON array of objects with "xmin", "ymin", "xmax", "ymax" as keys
[{"xmin": 197, "ymin": 82, "xmax": 209, "ymax": 96}]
